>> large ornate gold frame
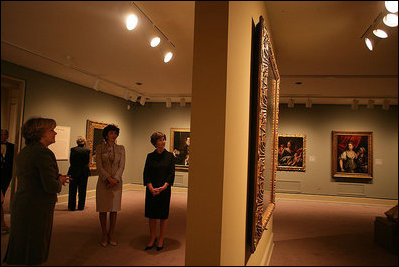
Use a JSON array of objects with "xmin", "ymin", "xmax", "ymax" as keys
[{"xmin": 247, "ymin": 16, "xmax": 280, "ymax": 253}]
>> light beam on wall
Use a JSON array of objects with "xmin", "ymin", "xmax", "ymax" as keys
[
  {"xmin": 139, "ymin": 96, "xmax": 146, "ymax": 106},
  {"xmin": 351, "ymin": 99, "xmax": 359, "ymax": 110},
  {"xmin": 367, "ymin": 99, "xmax": 375, "ymax": 109},
  {"xmin": 306, "ymin": 98, "xmax": 312, "ymax": 108},
  {"xmin": 166, "ymin": 97, "xmax": 172, "ymax": 108},
  {"xmin": 180, "ymin": 97, "xmax": 186, "ymax": 107},
  {"xmin": 288, "ymin": 98, "xmax": 295, "ymax": 108},
  {"xmin": 382, "ymin": 99, "xmax": 390, "ymax": 110},
  {"xmin": 93, "ymin": 79, "xmax": 100, "ymax": 91}
]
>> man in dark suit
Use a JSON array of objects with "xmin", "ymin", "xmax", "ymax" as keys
[
  {"xmin": 1, "ymin": 129, "xmax": 14, "ymax": 196},
  {"xmin": 68, "ymin": 136, "xmax": 90, "ymax": 211}
]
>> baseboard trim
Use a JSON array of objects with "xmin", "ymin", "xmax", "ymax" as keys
[
  {"xmin": 262, "ymin": 233, "xmax": 274, "ymax": 266},
  {"xmin": 276, "ymin": 193, "xmax": 397, "ymax": 206}
]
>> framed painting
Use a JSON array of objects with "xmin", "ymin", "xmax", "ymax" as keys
[
  {"xmin": 170, "ymin": 128, "xmax": 190, "ymax": 171},
  {"xmin": 86, "ymin": 120, "xmax": 117, "ymax": 171},
  {"xmin": 331, "ymin": 131, "xmax": 373, "ymax": 179},
  {"xmin": 246, "ymin": 16, "xmax": 280, "ymax": 254},
  {"xmin": 277, "ymin": 134, "xmax": 306, "ymax": 172}
]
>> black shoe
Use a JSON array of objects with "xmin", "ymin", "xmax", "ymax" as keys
[
  {"xmin": 68, "ymin": 208, "xmax": 75, "ymax": 211},
  {"xmin": 77, "ymin": 208, "xmax": 84, "ymax": 211},
  {"xmin": 145, "ymin": 239, "xmax": 157, "ymax": 250},
  {"xmin": 156, "ymin": 246, "xmax": 164, "ymax": 251}
]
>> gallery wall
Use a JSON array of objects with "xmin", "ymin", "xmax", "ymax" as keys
[
  {"xmin": 277, "ymin": 104, "xmax": 398, "ymax": 200},
  {"xmin": 1, "ymin": 60, "xmax": 191, "ymax": 195}
]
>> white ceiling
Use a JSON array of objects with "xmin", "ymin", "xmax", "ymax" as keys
[
  {"xmin": 265, "ymin": 1, "xmax": 398, "ymax": 105},
  {"xmin": 1, "ymin": 1, "xmax": 195, "ymax": 102},
  {"xmin": 1, "ymin": 1, "xmax": 398, "ymax": 105}
]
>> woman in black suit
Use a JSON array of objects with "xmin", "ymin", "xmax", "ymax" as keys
[{"xmin": 143, "ymin": 131, "xmax": 175, "ymax": 251}]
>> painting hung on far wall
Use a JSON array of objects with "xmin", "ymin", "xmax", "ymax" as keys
[
  {"xmin": 331, "ymin": 131, "xmax": 373, "ymax": 179},
  {"xmin": 277, "ymin": 134, "xmax": 306, "ymax": 171},
  {"xmin": 86, "ymin": 120, "xmax": 117, "ymax": 171},
  {"xmin": 170, "ymin": 128, "xmax": 190, "ymax": 171}
]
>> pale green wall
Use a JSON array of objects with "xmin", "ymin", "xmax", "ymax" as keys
[
  {"xmin": 277, "ymin": 104, "xmax": 398, "ymax": 200},
  {"xmin": 1, "ymin": 60, "xmax": 191, "ymax": 195}
]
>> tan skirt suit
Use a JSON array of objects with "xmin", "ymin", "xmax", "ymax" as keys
[{"xmin": 95, "ymin": 142, "xmax": 125, "ymax": 212}]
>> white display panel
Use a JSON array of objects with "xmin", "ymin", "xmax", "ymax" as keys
[{"xmin": 48, "ymin": 126, "xmax": 71, "ymax": 160}]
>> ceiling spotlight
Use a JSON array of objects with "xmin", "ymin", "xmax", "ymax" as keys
[
  {"xmin": 166, "ymin": 98, "xmax": 172, "ymax": 108},
  {"xmin": 367, "ymin": 99, "xmax": 375, "ymax": 109},
  {"xmin": 139, "ymin": 96, "xmax": 146, "ymax": 106},
  {"xmin": 126, "ymin": 14, "xmax": 138, "ymax": 30},
  {"xmin": 306, "ymin": 98, "xmax": 312, "ymax": 108},
  {"xmin": 373, "ymin": 29, "xmax": 388, "ymax": 38},
  {"xmin": 383, "ymin": 13, "xmax": 398, "ymax": 27},
  {"xmin": 180, "ymin": 97, "xmax": 186, "ymax": 107},
  {"xmin": 382, "ymin": 99, "xmax": 390, "ymax": 110},
  {"xmin": 351, "ymin": 99, "xmax": 359, "ymax": 110},
  {"xmin": 385, "ymin": 1, "xmax": 398, "ymax": 13},
  {"xmin": 150, "ymin": 37, "xmax": 161, "ymax": 47},
  {"xmin": 364, "ymin": 30, "xmax": 381, "ymax": 51},
  {"xmin": 164, "ymin": 52, "xmax": 173, "ymax": 63},
  {"xmin": 288, "ymin": 98, "xmax": 295, "ymax": 108},
  {"xmin": 365, "ymin": 37, "xmax": 374, "ymax": 50}
]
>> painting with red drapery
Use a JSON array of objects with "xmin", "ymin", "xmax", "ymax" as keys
[{"xmin": 332, "ymin": 131, "xmax": 373, "ymax": 179}]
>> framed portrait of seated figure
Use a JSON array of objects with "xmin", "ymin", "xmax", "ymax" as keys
[{"xmin": 277, "ymin": 134, "xmax": 306, "ymax": 172}]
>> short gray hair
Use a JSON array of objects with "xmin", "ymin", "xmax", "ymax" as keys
[{"xmin": 76, "ymin": 136, "xmax": 86, "ymax": 145}]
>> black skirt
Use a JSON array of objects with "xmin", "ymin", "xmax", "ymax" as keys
[{"xmin": 145, "ymin": 186, "xmax": 171, "ymax": 219}]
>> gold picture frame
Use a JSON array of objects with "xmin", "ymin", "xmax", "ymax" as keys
[
  {"xmin": 332, "ymin": 131, "xmax": 373, "ymax": 179},
  {"xmin": 86, "ymin": 120, "xmax": 117, "ymax": 171},
  {"xmin": 170, "ymin": 128, "xmax": 190, "ymax": 171},
  {"xmin": 247, "ymin": 16, "xmax": 280, "ymax": 253},
  {"xmin": 277, "ymin": 134, "xmax": 306, "ymax": 172}
]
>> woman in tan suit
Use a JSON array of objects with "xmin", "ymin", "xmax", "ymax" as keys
[{"xmin": 96, "ymin": 125, "xmax": 125, "ymax": 247}]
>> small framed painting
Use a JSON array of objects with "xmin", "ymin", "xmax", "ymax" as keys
[
  {"xmin": 277, "ymin": 134, "xmax": 306, "ymax": 171},
  {"xmin": 170, "ymin": 128, "xmax": 190, "ymax": 171}
]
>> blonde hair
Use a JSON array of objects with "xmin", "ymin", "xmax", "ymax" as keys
[{"xmin": 22, "ymin": 117, "xmax": 56, "ymax": 145}]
